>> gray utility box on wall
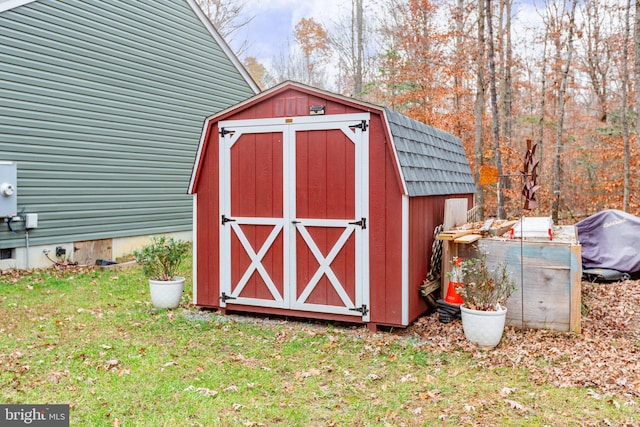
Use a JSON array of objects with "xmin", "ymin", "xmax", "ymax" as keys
[{"xmin": 0, "ymin": 162, "xmax": 18, "ymax": 218}]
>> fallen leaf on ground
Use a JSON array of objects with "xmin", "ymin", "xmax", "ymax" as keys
[
  {"xmin": 504, "ymin": 399, "xmax": 529, "ymax": 413},
  {"xmin": 184, "ymin": 385, "xmax": 218, "ymax": 397},
  {"xmin": 404, "ymin": 279, "xmax": 640, "ymax": 399}
]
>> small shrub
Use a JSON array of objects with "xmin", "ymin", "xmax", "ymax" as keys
[
  {"xmin": 456, "ymin": 250, "xmax": 516, "ymax": 311},
  {"xmin": 133, "ymin": 236, "xmax": 190, "ymax": 281}
]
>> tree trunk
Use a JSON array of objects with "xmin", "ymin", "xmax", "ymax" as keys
[
  {"xmin": 503, "ymin": 0, "xmax": 513, "ymax": 148},
  {"xmin": 354, "ymin": 0, "xmax": 364, "ymax": 96},
  {"xmin": 635, "ymin": 0, "xmax": 640, "ymax": 148},
  {"xmin": 551, "ymin": 0, "xmax": 577, "ymax": 223},
  {"xmin": 538, "ymin": 35, "xmax": 548, "ymax": 195},
  {"xmin": 622, "ymin": 0, "xmax": 631, "ymax": 211},
  {"xmin": 486, "ymin": 0, "xmax": 504, "ymax": 219},
  {"xmin": 474, "ymin": 0, "xmax": 486, "ymax": 221},
  {"xmin": 454, "ymin": 0, "xmax": 465, "ymax": 137}
]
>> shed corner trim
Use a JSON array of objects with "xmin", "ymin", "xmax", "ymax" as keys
[{"xmin": 381, "ymin": 109, "xmax": 409, "ymax": 196}]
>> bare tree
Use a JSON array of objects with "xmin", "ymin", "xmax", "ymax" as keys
[
  {"xmin": 499, "ymin": 0, "xmax": 513, "ymax": 150},
  {"xmin": 270, "ymin": 38, "xmax": 308, "ymax": 85},
  {"xmin": 579, "ymin": 0, "xmax": 612, "ymax": 122},
  {"xmin": 537, "ymin": 34, "xmax": 548, "ymax": 178},
  {"xmin": 195, "ymin": 0, "xmax": 252, "ymax": 55},
  {"xmin": 486, "ymin": 0, "xmax": 505, "ymax": 219},
  {"xmin": 635, "ymin": 0, "xmax": 640, "ymax": 148},
  {"xmin": 622, "ymin": 0, "xmax": 631, "ymax": 211},
  {"xmin": 551, "ymin": 0, "xmax": 577, "ymax": 223},
  {"xmin": 474, "ymin": 0, "xmax": 486, "ymax": 221},
  {"xmin": 328, "ymin": 0, "xmax": 372, "ymax": 98},
  {"xmin": 354, "ymin": 0, "xmax": 364, "ymax": 96},
  {"xmin": 452, "ymin": 0, "xmax": 467, "ymax": 138}
]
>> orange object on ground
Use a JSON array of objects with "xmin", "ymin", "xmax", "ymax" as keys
[{"xmin": 445, "ymin": 281, "xmax": 464, "ymax": 305}]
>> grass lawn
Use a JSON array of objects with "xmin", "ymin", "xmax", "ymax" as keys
[{"xmin": 1, "ymin": 258, "xmax": 638, "ymax": 426}]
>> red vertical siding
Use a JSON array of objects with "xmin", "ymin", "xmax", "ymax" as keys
[
  {"xmin": 296, "ymin": 129, "xmax": 355, "ymax": 219},
  {"xmin": 194, "ymin": 122, "xmax": 221, "ymax": 307},
  {"xmin": 229, "ymin": 132, "xmax": 284, "ymax": 301},
  {"xmin": 407, "ymin": 196, "xmax": 440, "ymax": 323},
  {"xmin": 228, "ymin": 89, "xmax": 364, "ymax": 121},
  {"xmin": 295, "ymin": 127, "xmax": 357, "ymax": 307},
  {"xmin": 367, "ymin": 114, "xmax": 404, "ymax": 326},
  {"xmin": 406, "ymin": 195, "xmax": 473, "ymax": 324}
]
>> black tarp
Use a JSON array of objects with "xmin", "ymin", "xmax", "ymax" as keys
[{"xmin": 576, "ymin": 209, "xmax": 640, "ymax": 273}]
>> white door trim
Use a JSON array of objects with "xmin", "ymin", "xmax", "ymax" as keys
[
  {"xmin": 219, "ymin": 114, "xmax": 370, "ymax": 318},
  {"xmin": 229, "ymin": 221, "xmax": 284, "ymax": 303},
  {"xmin": 292, "ymin": 223, "xmax": 356, "ymax": 309}
]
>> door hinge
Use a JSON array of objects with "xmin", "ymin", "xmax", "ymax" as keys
[
  {"xmin": 348, "ymin": 217, "xmax": 367, "ymax": 229},
  {"xmin": 221, "ymin": 214, "xmax": 236, "ymax": 225},
  {"xmin": 219, "ymin": 127, "xmax": 233, "ymax": 136},
  {"xmin": 349, "ymin": 304, "xmax": 369, "ymax": 316},
  {"xmin": 350, "ymin": 120, "xmax": 368, "ymax": 132},
  {"xmin": 220, "ymin": 292, "xmax": 236, "ymax": 303}
]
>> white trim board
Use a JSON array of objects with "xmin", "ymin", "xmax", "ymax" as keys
[
  {"xmin": 0, "ymin": 0, "xmax": 36, "ymax": 13},
  {"xmin": 217, "ymin": 114, "xmax": 370, "ymax": 318}
]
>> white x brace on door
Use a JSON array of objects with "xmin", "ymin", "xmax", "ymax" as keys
[{"xmin": 219, "ymin": 113, "xmax": 370, "ymax": 320}]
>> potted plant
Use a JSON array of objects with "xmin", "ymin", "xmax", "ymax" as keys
[
  {"xmin": 456, "ymin": 250, "xmax": 516, "ymax": 349},
  {"xmin": 134, "ymin": 236, "xmax": 190, "ymax": 309}
]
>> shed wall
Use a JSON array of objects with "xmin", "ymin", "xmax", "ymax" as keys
[
  {"xmin": 0, "ymin": 0, "xmax": 256, "ymax": 249},
  {"xmin": 407, "ymin": 195, "xmax": 472, "ymax": 323},
  {"xmin": 193, "ymin": 123, "xmax": 222, "ymax": 306},
  {"xmin": 365, "ymin": 113, "xmax": 404, "ymax": 326}
]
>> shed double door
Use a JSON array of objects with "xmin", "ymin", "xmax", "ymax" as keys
[{"xmin": 219, "ymin": 113, "xmax": 370, "ymax": 320}]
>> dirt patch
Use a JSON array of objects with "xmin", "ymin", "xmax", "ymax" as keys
[{"xmin": 403, "ymin": 279, "xmax": 640, "ymax": 399}]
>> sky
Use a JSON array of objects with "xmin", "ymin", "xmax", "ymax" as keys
[
  {"xmin": 227, "ymin": 0, "xmax": 358, "ymax": 67},
  {"xmin": 226, "ymin": 0, "xmax": 545, "ymax": 59},
  {"xmin": 223, "ymin": 0, "xmax": 547, "ymax": 88}
]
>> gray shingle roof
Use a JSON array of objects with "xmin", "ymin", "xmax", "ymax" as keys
[{"xmin": 385, "ymin": 108, "xmax": 476, "ymax": 197}]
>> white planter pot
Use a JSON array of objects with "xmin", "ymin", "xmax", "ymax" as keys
[
  {"xmin": 460, "ymin": 304, "xmax": 507, "ymax": 349},
  {"xmin": 149, "ymin": 277, "xmax": 185, "ymax": 309}
]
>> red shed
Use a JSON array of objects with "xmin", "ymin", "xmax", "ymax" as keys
[{"xmin": 188, "ymin": 82, "xmax": 475, "ymax": 330}]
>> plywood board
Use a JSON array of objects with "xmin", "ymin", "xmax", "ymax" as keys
[
  {"xmin": 443, "ymin": 198, "xmax": 469, "ymax": 230},
  {"xmin": 74, "ymin": 238, "xmax": 113, "ymax": 266},
  {"xmin": 441, "ymin": 198, "xmax": 469, "ymax": 296},
  {"xmin": 441, "ymin": 240, "xmax": 457, "ymax": 297}
]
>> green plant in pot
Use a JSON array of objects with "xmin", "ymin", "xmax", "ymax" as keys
[
  {"xmin": 134, "ymin": 236, "xmax": 190, "ymax": 309},
  {"xmin": 456, "ymin": 250, "xmax": 516, "ymax": 349}
]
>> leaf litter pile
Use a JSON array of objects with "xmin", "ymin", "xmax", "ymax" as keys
[{"xmin": 405, "ymin": 279, "xmax": 640, "ymax": 401}]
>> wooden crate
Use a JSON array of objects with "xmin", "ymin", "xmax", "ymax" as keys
[{"xmin": 457, "ymin": 229, "xmax": 581, "ymax": 333}]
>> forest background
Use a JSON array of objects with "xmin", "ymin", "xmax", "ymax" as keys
[{"xmin": 197, "ymin": 0, "xmax": 640, "ymax": 222}]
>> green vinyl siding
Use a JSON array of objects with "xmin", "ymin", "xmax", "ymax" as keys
[{"xmin": 0, "ymin": 0, "xmax": 257, "ymax": 249}]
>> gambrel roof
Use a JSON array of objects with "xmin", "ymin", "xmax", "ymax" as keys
[
  {"xmin": 190, "ymin": 81, "xmax": 476, "ymax": 198},
  {"xmin": 384, "ymin": 108, "xmax": 475, "ymax": 197}
]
